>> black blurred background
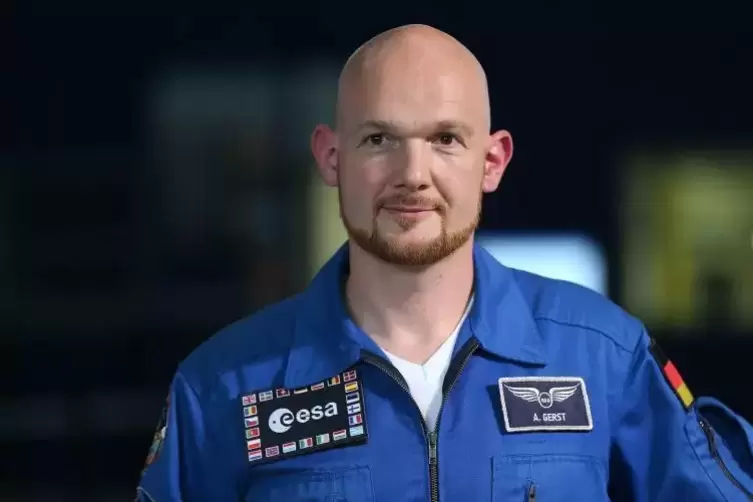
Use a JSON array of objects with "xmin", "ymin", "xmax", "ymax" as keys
[{"xmin": 4, "ymin": 6, "xmax": 753, "ymax": 501}]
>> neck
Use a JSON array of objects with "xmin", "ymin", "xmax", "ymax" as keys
[{"xmin": 345, "ymin": 240, "xmax": 475, "ymax": 362}]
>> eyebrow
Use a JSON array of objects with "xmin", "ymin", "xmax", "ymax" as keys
[{"xmin": 354, "ymin": 119, "xmax": 475, "ymax": 138}]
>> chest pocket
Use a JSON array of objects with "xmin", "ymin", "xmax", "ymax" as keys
[
  {"xmin": 245, "ymin": 466, "xmax": 375, "ymax": 502},
  {"xmin": 492, "ymin": 453, "xmax": 609, "ymax": 502}
]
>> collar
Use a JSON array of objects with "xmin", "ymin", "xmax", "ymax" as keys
[{"xmin": 284, "ymin": 243, "xmax": 548, "ymax": 389}]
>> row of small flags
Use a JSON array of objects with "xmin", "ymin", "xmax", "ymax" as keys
[
  {"xmin": 241, "ymin": 370, "xmax": 358, "ymax": 407},
  {"xmin": 247, "ymin": 424, "xmax": 365, "ymax": 462}
]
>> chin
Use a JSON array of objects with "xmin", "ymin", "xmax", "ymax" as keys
[{"xmin": 379, "ymin": 231, "xmax": 441, "ymax": 247}]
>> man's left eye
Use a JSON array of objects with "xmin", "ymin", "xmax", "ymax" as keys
[{"xmin": 434, "ymin": 134, "xmax": 458, "ymax": 146}]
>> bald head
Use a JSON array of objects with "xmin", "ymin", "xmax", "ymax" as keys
[
  {"xmin": 336, "ymin": 24, "xmax": 491, "ymax": 132},
  {"xmin": 310, "ymin": 25, "xmax": 513, "ymax": 268}
]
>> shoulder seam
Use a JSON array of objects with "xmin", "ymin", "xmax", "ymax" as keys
[
  {"xmin": 533, "ymin": 316, "xmax": 634, "ymax": 354},
  {"xmin": 135, "ymin": 486, "xmax": 157, "ymax": 502},
  {"xmin": 175, "ymin": 368, "xmax": 205, "ymax": 399}
]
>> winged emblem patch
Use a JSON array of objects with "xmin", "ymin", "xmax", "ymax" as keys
[
  {"xmin": 498, "ymin": 376, "xmax": 593, "ymax": 433},
  {"xmin": 504, "ymin": 383, "xmax": 580, "ymax": 409}
]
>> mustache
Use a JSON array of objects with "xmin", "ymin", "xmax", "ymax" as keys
[{"xmin": 377, "ymin": 194, "xmax": 445, "ymax": 212}]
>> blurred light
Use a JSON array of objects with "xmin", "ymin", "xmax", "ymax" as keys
[
  {"xmin": 476, "ymin": 233, "xmax": 608, "ymax": 296},
  {"xmin": 307, "ymin": 176, "xmax": 347, "ymax": 280},
  {"xmin": 620, "ymin": 150, "xmax": 753, "ymax": 330}
]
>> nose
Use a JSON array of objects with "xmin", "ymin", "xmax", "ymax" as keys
[{"xmin": 394, "ymin": 139, "xmax": 431, "ymax": 190}]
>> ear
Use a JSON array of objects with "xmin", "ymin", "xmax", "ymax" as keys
[
  {"xmin": 481, "ymin": 129, "xmax": 514, "ymax": 193},
  {"xmin": 311, "ymin": 124, "xmax": 339, "ymax": 187}
]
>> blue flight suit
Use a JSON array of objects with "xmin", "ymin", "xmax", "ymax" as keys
[{"xmin": 136, "ymin": 244, "xmax": 753, "ymax": 501}]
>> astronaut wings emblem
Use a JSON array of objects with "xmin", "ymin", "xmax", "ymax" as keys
[
  {"xmin": 504, "ymin": 383, "xmax": 580, "ymax": 409},
  {"xmin": 498, "ymin": 376, "xmax": 593, "ymax": 432}
]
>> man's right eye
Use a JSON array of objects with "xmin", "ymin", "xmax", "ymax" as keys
[{"xmin": 364, "ymin": 134, "xmax": 386, "ymax": 146}]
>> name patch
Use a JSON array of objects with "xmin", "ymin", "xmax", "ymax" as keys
[
  {"xmin": 240, "ymin": 369, "xmax": 367, "ymax": 464},
  {"xmin": 498, "ymin": 376, "xmax": 593, "ymax": 433}
]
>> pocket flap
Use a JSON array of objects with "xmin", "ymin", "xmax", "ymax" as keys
[{"xmin": 246, "ymin": 465, "xmax": 375, "ymax": 502}]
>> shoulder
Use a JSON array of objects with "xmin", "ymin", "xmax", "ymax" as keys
[
  {"xmin": 510, "ymin": 267, "xmax": 644, "ymax": 354},
  {"xmin": 175, "ymin": 294, "xmax": 304, "ymax": 394}
]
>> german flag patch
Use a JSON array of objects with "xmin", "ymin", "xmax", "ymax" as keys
[{"xmin": 649, "ymin": 338, "xmax": 694, "ymax": 410}]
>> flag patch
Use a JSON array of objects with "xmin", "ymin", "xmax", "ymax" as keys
[
  {"xmin": 259, "ymin": 391, "xmax": 274, "ymax": 402},
  {"xmin": 650, "ymin": 338, "xmax": 694, "ymax": 409},
  {"xmin": 238, "ymin": 368, "xmax": 368, "ymax": 464},
  {"xmin": 142, "ymin": 391, "xmax": 170, "ymax": 472},
  {"xmin": 276, "ymin": 388, "xmax": 290, "ymax": 398},
  {"xmin": 242, "ymin": 394, "xmax": 257, "ymax": 406},
  {"xmin": 347, "ymin": 403, "xmax": 361, "ymax": 415},
  {"xmin": 348, "ymin": 414, "xmax": 363, "ymax": 426}
]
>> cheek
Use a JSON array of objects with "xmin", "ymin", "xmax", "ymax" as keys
[
  {"xmin": 341, "ymin": 157, "xmax": 388, "ymax": 198},
  {"xmin": 436, "ymin": 161, "xmax": 483, "ymax": 206},
  {"xmin": 447, "ymin": 192, "xmax": 481, "ymax": 220},
  {"xmin": 356, "ymin": 155, "xmax": 392, "ymax": 185},
  {"xmin": 340, "ymin": 173, "xmax": 379, "ymax": 219}
]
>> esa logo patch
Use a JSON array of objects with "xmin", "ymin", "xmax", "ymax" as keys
[
  {"xmin": 268, "ymin": 402, "xmax": 339, "ymax": 433},
  {"xmin": 498, "ymin": 376, "xmax": 593, "ymax": 432},
  {"xmin": 240, "ymin": 369, "xmax": 366, "ymax": 464}
]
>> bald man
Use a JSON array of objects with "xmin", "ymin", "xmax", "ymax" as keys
[{"xmin": 135, "ymin": 25, "xmax": 753, "ymax": 501}]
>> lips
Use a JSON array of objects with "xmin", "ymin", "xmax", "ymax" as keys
[{"xmin": 382, "ymin": 206, "xmax": 435, "ymax": 212}]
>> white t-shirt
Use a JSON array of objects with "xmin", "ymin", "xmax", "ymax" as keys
[{"xmin": 382, "ymin": 298, "xmax": 474, "ymax": 432}]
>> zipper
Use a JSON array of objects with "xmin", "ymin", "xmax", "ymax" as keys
[
  {"xmin": 430, "ymin": 339, "xmax": 479, "ymax": 501},
  {"xmin": 428, "ymin": 430, "xmax": 438, "ymax": 500},
  {"xmin": 362, "ymin": 338, "xmax": 479, "ymax": 502},
  {"xmin": 699, "ymin": 417, "xmax": 753, "ymax": 500},
  {"xmin": 527, "ymin": 482, "xmax": 537, "ymax": 502}
]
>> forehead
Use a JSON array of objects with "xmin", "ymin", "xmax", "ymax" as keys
[
  {"xmin": 368, "ymin": 74, "xmax": 464, "ymax": 111},
  {"xmin": 340, "ymin": 58, "xmax": 487, "ymax": 132}
]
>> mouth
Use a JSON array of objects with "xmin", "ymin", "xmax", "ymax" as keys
[
  {"xmin": 380, "ymin": 206, "xmax": 437, "ymax": 222},
  {"xmin": 381, "ymin": 206, "xmax": 436, "ymax": 213}
]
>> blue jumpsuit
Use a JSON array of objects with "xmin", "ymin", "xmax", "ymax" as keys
[{"xmin": 136, "ymin": 244, "xmax": 753, "ymax": 501}]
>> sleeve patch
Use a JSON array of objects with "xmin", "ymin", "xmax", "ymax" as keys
[
  {"xmin": 649, "ymin": 338, "xmax": 694, "ymax": 410},
  {"xmin": 144, "ymin": 392, "xmax": 170, "ymax": 467}
]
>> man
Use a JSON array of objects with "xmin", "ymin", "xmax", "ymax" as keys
[{"xmin": 136, "ymin": 25, "xmax": 753, "ymax": 501}]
